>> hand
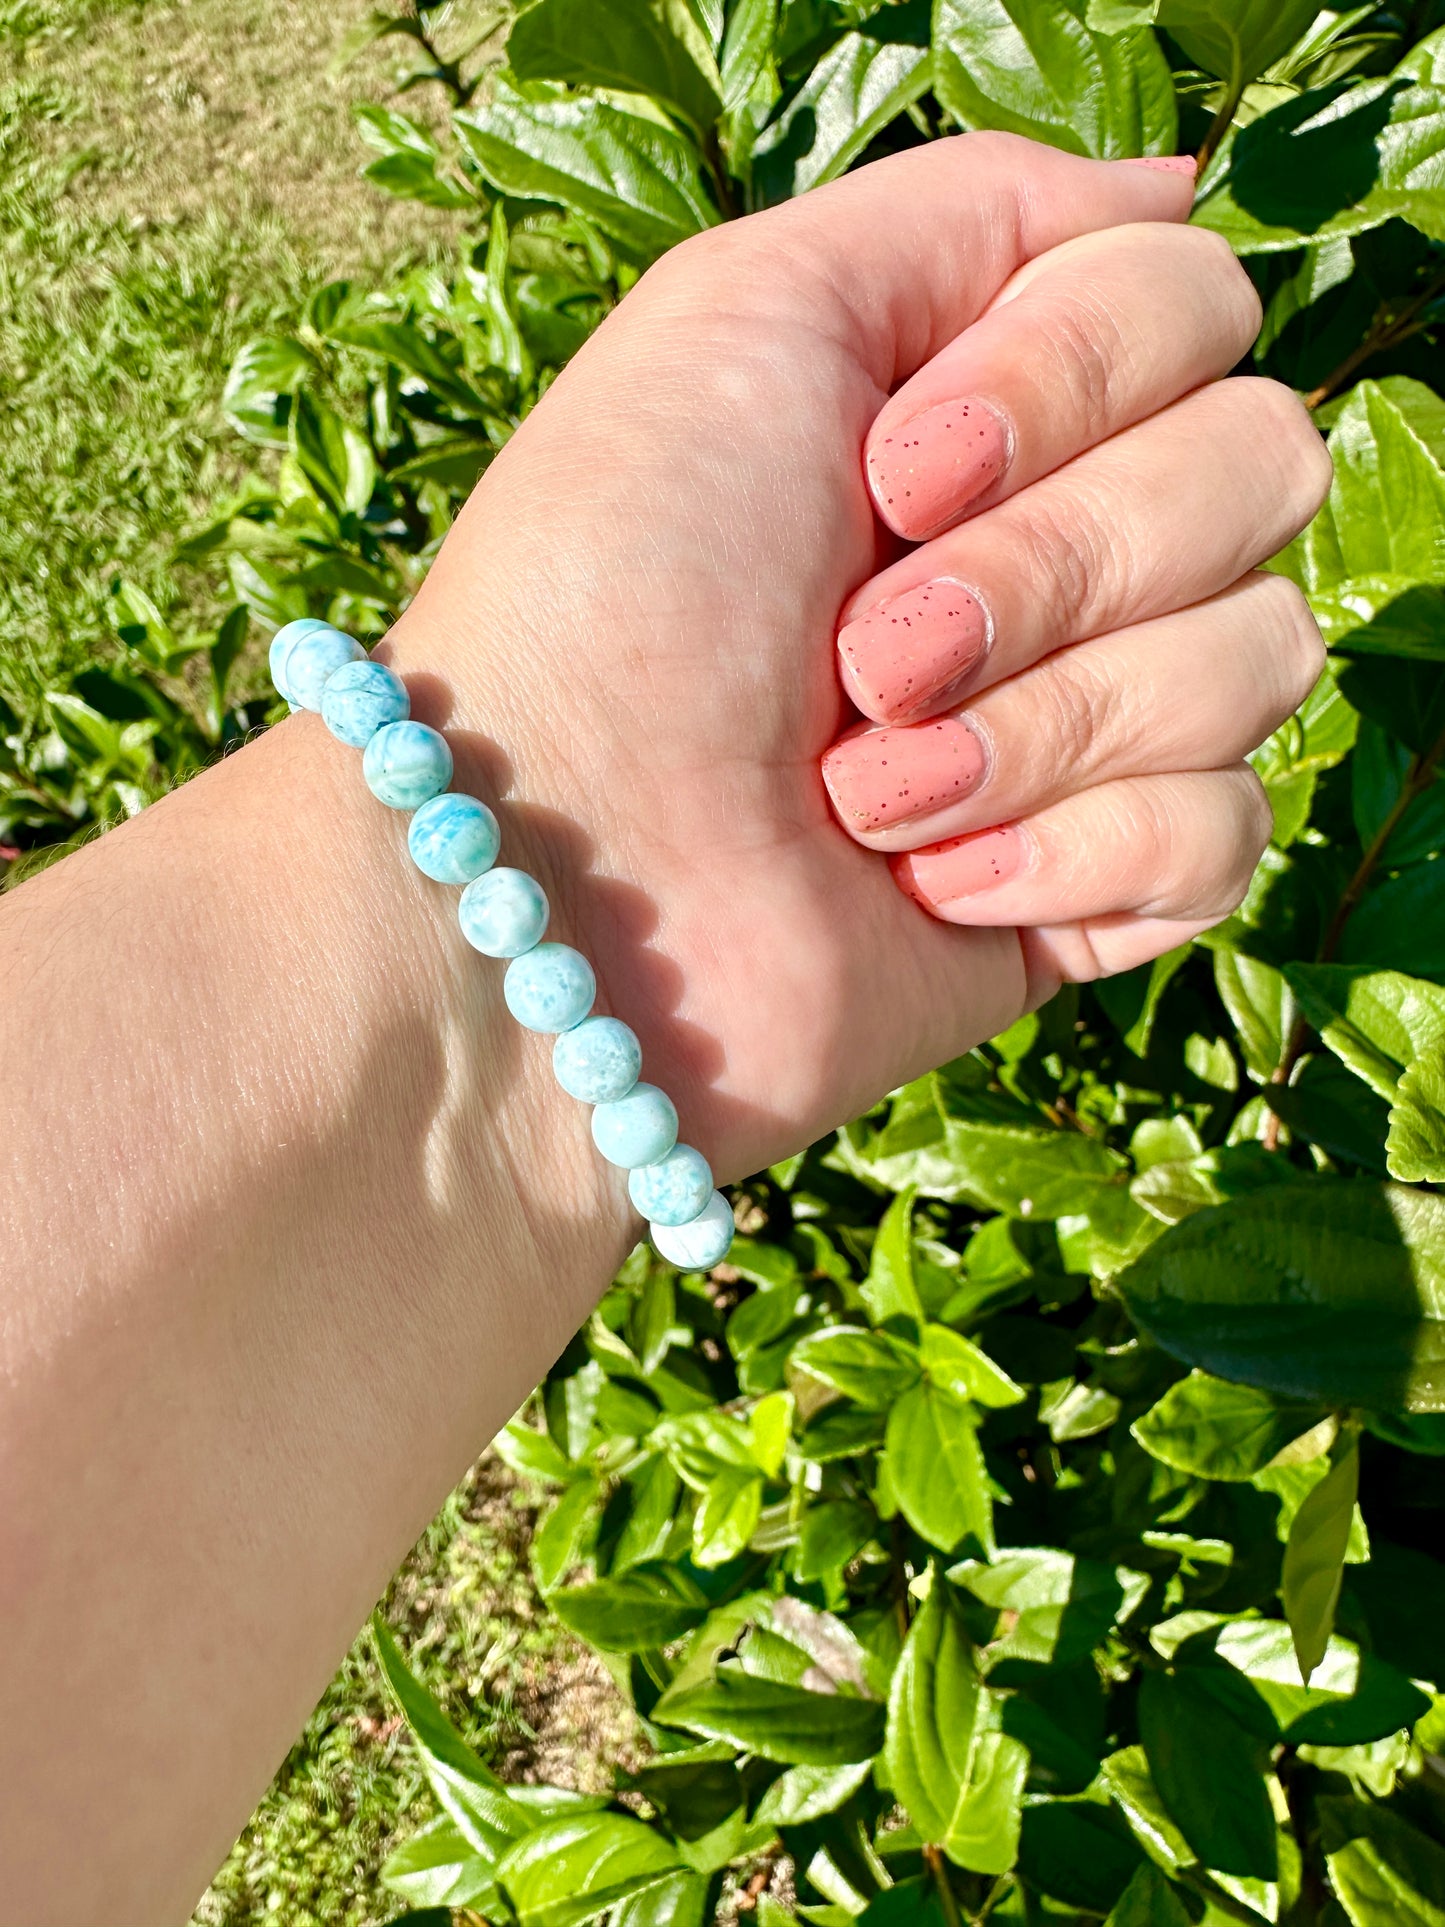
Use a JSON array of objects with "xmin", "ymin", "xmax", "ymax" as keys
[{"xmin": 392, "ymin": 132, "xmax": 1330, "ymax": 1186}]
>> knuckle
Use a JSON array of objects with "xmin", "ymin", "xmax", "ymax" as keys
[
  {"xmin": 1016, "ymin": 496, "xmax": 1103, "ymax": 631},
  {"xmin": 1041, "ymin": 294, "xmax": 1122, "ymax": 443},
  {"xmin": 1257, "ymin": 571, "xmax": 1328, "ymax": 707},
  {"xmin": 1246, "ymin": 379, "xmax": 1336, "ymax": 525},
  {"xmin": 1044, "ymin": 645, "xmax": 1118, "ymax": 772},
  {"xmin": 1186, "ymin": 226, "xmax": 1263, "ymax": 348}
]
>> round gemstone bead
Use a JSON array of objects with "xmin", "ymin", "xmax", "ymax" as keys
[
  {"xmin": 650, "ymin": 1191, "xmax": 735, "ymax": 1270},
  {"xmin": 320, "ymin": 658, "xmax": 410, "ymax": 748},
  {"xmin": 269, "ymin": 617, "xmax": 332, "ymax": 702},
  {"xmin": 591, "ymin": 1083, "xmax": 678, "ymax": 1169},
  {"xmin": 459, "ymin": 868, "xmax": 549, "ymax": 958},
  {"xmin": 408, "ymin": 794, "xmax": 500, "ymax": 885},
  {"xmin": 283, "ymin": 627, "xmax": 367, "ymax": 711},
  {"xmin": 552, "ymin": 1016, "xmax": 641, "ymax": 1104},
  {"xmin": 362, "ymin": 720, "xmax": 453, "ymax": 810},
  {"xmin": 628, "ymin": 1144, "xmax": 714, "ymax": 1227},
  {"xmin": 503, "ymin": 943, "xmax": 596, "ymax": 1033}
]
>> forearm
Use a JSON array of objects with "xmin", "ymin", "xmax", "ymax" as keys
[{"xmin": 0, "ymin": 612, "xmax": 632, "ymax": 1922}]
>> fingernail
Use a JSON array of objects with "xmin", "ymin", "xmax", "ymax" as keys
[
  {"xmin": 821, "ymin": 716, "xmax": 988, "ymax": 833},
  {"xmin": 1120, "ymin": 154, "xmax": 1198, "ymax": 176},
  {"xmin": 867, "ymin": 398, "xmax": 1010, "ymax": 540},
  {"xmin": 892, "ymin": 825, "xmax": 1028, "ymax": 905},
  {"xmin": 837, "ymin": 577, "xmax": 991, "ymax": 723}
]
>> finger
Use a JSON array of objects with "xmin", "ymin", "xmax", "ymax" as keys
[
  {"xmin": 864, "ymin": 220, "xmax": 1258, "ymax": 543},
  {"xmin": 889, "ymin": 765, "xmax": 1273, "ymax": 929},
  {"xmin": 823, "ymin": 573, "xmax": 1325, "ymax": 851},
  {"xmin": 675, "ymin": 134, "xmax": 1196, "ymax": 396},
  {"xmin": 836, "ymin": 377, "xmax": 1333, "ymax": 726}
]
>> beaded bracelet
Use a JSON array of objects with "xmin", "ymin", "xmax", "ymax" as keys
[{"xmin": 269, "ymin": 617, "xmax": 734, "ymax": 1270}]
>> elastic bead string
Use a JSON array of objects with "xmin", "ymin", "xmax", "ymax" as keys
[{"xmin": 270, "ymin": 619, "xmax": 735, "ymax": 1271}]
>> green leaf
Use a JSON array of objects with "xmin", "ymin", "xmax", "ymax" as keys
[
  {"xmin": 886, "ymin": 1382, "xmax": 994, "ymax": 1553},
  {"xmin": 319, "ymin": 316, "xmax": 491, "ymax": 417},
  {"xmin": 1282, "ymin": 1440, "xmax": 1359, "ymax": 1682},
  {"xmin": 1103, "ymin": 1863, "xmax": 1192, "ymax": 1927},
  {"xmin": 754, "ymin": 1758, "xmax": 873, "ymax": 1825},
  {"xmin": 508, "ymin": 0, "xmax": 724, "ymax": 137},
  {"xmin": 752, "ymin": 15, "xmax": 932, "ymax": 200},
  {"xmin": 1133, "ymin": 1372, "xmax": 1328, "ymax": 1480},
  {"xmin": 1286, "ymin": 964, "xmax": 1445, "ymax": 1100},
  {"xmin": 861, "ymin": 1185, "xmax": 925, "ymax": 1327},
  {"xmin": 381, "ymin": 1814, "xmax": 501, "ymax": 1910},
  {"xmin": 372, "ymin": 1619, "xmax": 536, "ymax": 1855},
  {"xmin": 934, "ymin": 0, "xmax": 1175, "ymax": 158},
  {"xmin": 1157, "ymin": 0, "xmax": 1320, "ymax": 87},
  {"xmin": 222, "ymin": 334, "xmax": 321, "ymax": 445},
  {"xmin": 1138, "ymin": 1670, "xmax": 1277, "ymax": 1880},
  {"xmin": 882, "ymin": 1576, "xmax": 983, "ymax": 1842},
  {"xmin": 693, "ymin": 1464, "xmax": 764, "ymax": 1566},
  {"xmin": 288, "ymin": 388, "xmax": 376, "ymax": 516},
  {"xmin": 497, "ymin": 1812, "xmax": 687, "ymax": 1927},
  {"xmin": 943, "ymin": 1728, "xmax": 1029, "ymax": 1874},
  {"xmin": 547, "ymin": 1563, "xmax": 708, "ymax": 1651},
  {"xmin": 660, "ymin": 1663, "xmax": 885, "ymax": 1764},
  {"xmin": 921, "ymin": 1324, "xmax": 1024, "ymax": 1408},
  {"xmin": 791, "ymin": 1325, "xmax": 922, "ymax": 1407},
  {"xmin": 454, "ymin": 77, "xmax": 719, "ymax": 262},
  {"xmin": 363, "ymin": 149, "xmax": 476, "ymax": 208},
  {"xmin": 1388, "ymin": 1050, "xmax": 1445, "ymax": 1180},
  {"xmin": 1194, "ymin": 41, "xmax": 1445, "ymax": 254},
  {"xmin": 952, "ymin": 1550, "xmax": 1147, "ymax": 1670},
  {"xmin": 1114, "ymin": 1179, "xmax": 1445, "ymax": 1410},
  {"xmin": 1320, "ymin": 1794, "xmax": 1445, "ymax": 1925}
]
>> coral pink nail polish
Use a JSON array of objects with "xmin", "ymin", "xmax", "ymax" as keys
[
  {"xmin": 821, "ymin": 717, "xmax": 988, "ymax": 833},
  {"xmin": 837, "ymin": 577, "xmax": 991, "ymax": 722},
  {"xmin": 1120, "ymin": 154, "xmax": 1198, "ymax": 176},
  {"xmin": 867, "ymin": 399, "xmax": 1010, "ymax": 540},
  {"xmin": 892, "ymin": 825, "xmax": 1028, "ymax": 906}
]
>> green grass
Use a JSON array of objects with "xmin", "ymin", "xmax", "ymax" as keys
[{"xmin": 0, "ymin": 3, "xmax": 624, "ymax": 1918}]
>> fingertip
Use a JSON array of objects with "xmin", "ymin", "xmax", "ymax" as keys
[{"xmin": 1114, "ymin": 153, "xmax": 1198, "ymax": 218}]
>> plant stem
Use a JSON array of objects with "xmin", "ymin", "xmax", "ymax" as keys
[
  {"xmin": 924, "ymin": 1844, "xmax": 965, "ymax": 1927},
  {"xmin": 1304, "ymin": 274, "xmax": 1445, "ymax": 412},
  {"xmin": 1195, "ymin": 71, "xmax": 1245, "ymax": 174},
  {"xmin": 704, "ymin": 134, "xmax": 740, "ymax": 220},
  {"xmin": 1262, "ymin": 719, "xmax": 1445, "ymax": 1146}
]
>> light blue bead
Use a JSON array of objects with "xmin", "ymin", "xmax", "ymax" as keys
[
  {"xmin": 320, "ymin": 658, "xmax": 410, "ymax": 748},
  {"xmin": 552, "ymin": 1017, "xmax": 642, "ymax": 1104},
  {"xmin": 628, "ymin": 1144, "xmax": 714, "ymax": 1227},
  {"xmin": 283, "ymin": 627, "xmax": 367, "ymax": 711},
  {"xmin": 362, "ymin": 720, "xmax": 453, "ymax": 810},
  {"xmin": 459, "ymin": 868, "xmax": 549, "ymax": 958},
  {"xmin": 269, "ymin": 618, "xmax": 332, "ymax": 701},
  {"xmin": 650, "ymin": 1191, "xmax": 734, "ymax": 1269},
  {"xmin": 591, "ymin": 1083, "xmax": 678, "ymax": 1169},
  {"xmin": 409, "ymin": 794, "xmax": 500, "ymax": 884},
  {"xmin": 503, "ymin": 943, "xmax": 596, "ymax": 1033}
]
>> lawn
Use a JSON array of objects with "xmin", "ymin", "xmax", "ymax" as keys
[{"xmin": 0, "ymin": 3, "xmax": 624, "ymax": 1920}]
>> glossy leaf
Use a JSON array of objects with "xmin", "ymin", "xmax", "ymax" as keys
[
  {"xmin": 1387, "ymin": 1050, "xmax": 1445, "ymax": 1180},
  {"xmin": 886, "ymin": 1381, "xmax": 994, "ymax": 1553},
  {"xmin": 753, "ymin": 18, "xmax": 931, "ymax": 200},
  {"xmin": 660, "ymin": 1663, "xmax": 885, "ymax": 1764},
  {"xmin": 1282, "ymin": 1440, "xmax": 1359, "ymax": 1681},
  {"xmin": 454, "ymin": 78, "xmax": 719, "ymax": 262},
  {"xmin": 934, "ymin": 0, "xmax": 1175, "ymax": 158},
  {"xmin": 1133, "ymin": 1371, "xmax": 1328, "ymax": 1480},
  {"xmin": 508, "ymin": 0, "xmax": 724, "ymax": 137},
  {"xmin": 547, "ymin": 1563, "xmax": 709, "ymax": 1651},
  {"xmin": 1139, "ymin": 1669, "xmax": 1277, "ymax": 1880},
  {"xmin": 1321, "ymin": 1794, "xmax": 1445, "ymax": 1925},
  {"xmin": 1103, "ymin": 1863, "xmax": 1192, "ymax": 1927},
  {"xmin": 754, "ymin": 1758, "xmax": 873, "ymax": 1825},
  {"xmin": 497, "ymin": 1812, "xmax": 687, "ymax": 1927},
  {"xmin": 1114, "ymin": 1179, "xmax": 1445, "ymax": 1410}
]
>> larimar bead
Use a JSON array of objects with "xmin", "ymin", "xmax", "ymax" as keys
[
  {"xmin": 459, "ymin": 868, "xmax": 548, "ymax": 958},
  {"xmin": 650, "ymin": 1191, "xmax": 734, "ymax": 1270},
  {"xmin": 628, "ymin": 1143, "xmax": 713, "ymax": 1226},
  {"xmin": 552, "ymin": 1016, "xmax": 641, "ymax": 1104},
  {"xmin": 269, "ymin": 617, "xmax": 332, "ymax": 702},
  {"xmin": 408, "ymin": 794, "xmax": 500, "ymax": 884},
  {"xmin": 321, "ymin": 658, "xmax": 410, "ymax": 748},
  {"xmin": 362, "ymin": 720, "xmax": 453, "ymax": 810},
  {"xmin": 283, "ymin": 627, "xmax": 367, "ymax": 711},
  {"xmin": 591, "ymin": 1083, "xmax": 678, "ymax": 1169},
  {"xmin": 503, "ymin": 943, "xmax": 596, "ymax": 1033}
]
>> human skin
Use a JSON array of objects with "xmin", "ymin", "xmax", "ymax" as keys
[{"xmin": 0, "ymin": 134, "xmax": 1330, "ymax": 1922}]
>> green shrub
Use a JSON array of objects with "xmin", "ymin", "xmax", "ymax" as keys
[{"xmin": 12, "ymin": 0, "xmax": 1445, "ymax": 1920}]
